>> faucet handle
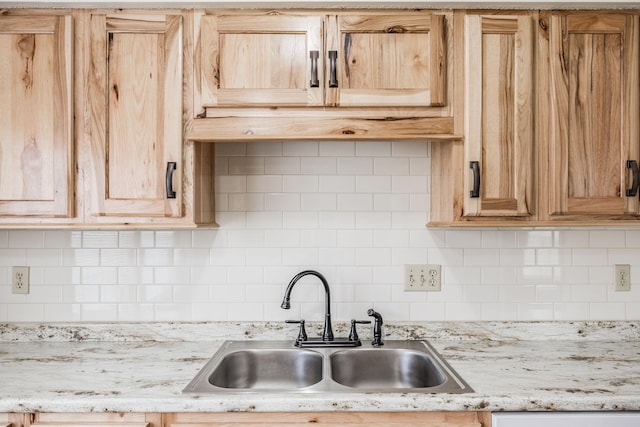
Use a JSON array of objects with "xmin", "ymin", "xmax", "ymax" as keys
[
  {"xmin": 348, "ymin": 319, "xmax": 371, "ymax": 342},
  {"xmin": 285, "ymin": 319, "xmax": 308, "ymax": 343}
]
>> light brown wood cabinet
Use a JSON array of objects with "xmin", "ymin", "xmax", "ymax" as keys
[
  {"xmin": 0, "ymin": 413, "xmax": 23, "ymax": 427},
  {"xmin": 431, "ymin": 10, "xmax": 640, "ymax": 227},
  {"xmin": 196, "ymin": 13, "xmax": 324, "ymax": 108},
  {"xmin": 190, "ymin": 10, "xmax": 455, "ymax": 142},
  {"xmin": 84, "ymin": 12, "xmax": 184, "ymax": 219},
  {"xmin": 27, "ymin": 412, "xmax": 161, "ymax": 427},
  {"xmin": 76, "ymin": 10, "xmax": 216, "ymax": 228},
  {"xmin": 462, "ymin": 13, "xmax": 535, "ymax": 219},
  {"xmin": 0, "ymin": 14, "xmax": 74, "ymax": 219},
  {"xmin": 543, "ymin": 11, "xmax": 640, "ymax": 221},
  {"xmin": 164, "ymin": 411, "xmax": 491, "ymax": 427},
  {"xmin": 0, "ymin": 10, "xmax": 216, "ymax": 228},
  {"xmin": 195, "ymin": 10, "xmax": 446, "ymax": 111}
]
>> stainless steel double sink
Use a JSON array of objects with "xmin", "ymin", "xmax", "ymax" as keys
[{"xmin": 183, "ymin": 340, "xmax": 472, "ymax": 394}]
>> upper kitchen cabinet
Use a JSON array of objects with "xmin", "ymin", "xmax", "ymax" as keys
[
  {"xmin": 196, "ymin": 13, "xmax": 324, "ymax": 108},
  {"xmin": 0, "ymin": 14, "xmax": 73, "ymax": 218},
  {"xmin": 542, "ymin": 12, "xmax": 640, "ymax": 221},
  {"xmin": 430, "ymin": 11, "xmax": 536, "ymax": 226},
  {"xmin": 325, "ymin": 13, "xmax": 446, "ymax": 108},
  {"xmin": 463, "ymin": 13, "xmax": 534, "ymax": 219},
  {"xmin": 196, "ymin": 11, "xmax": 446, "ymax": 111},
  {"xmin": 84, "ymin": 12, "xmax": 185, "ymax": 220},
  {"xmin": 190, "ymin": 10, "xmax": 454, "ymax": 141}
]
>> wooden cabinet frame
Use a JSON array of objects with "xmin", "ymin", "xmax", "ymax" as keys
[
  {"xmin": 463, "ymin": 13, "xmax": 534, "ymax": 218},
  {"xmin": 164, "ymin": 411, "xmax": 492, "ymax": 426},
  {"xmin": 544, "ymin": 11, "xmax": 640, "ymax": 221},
  {"xmin": 431, "ymin": 9, "xmax": 640, "ymax": 227},
  {"xmin": 0, "ymin": 13, "xmax": 74, "ymax": 219},
  {"xmin": 190, "ymin": 9, "xmax": 457, "ymax": 142}
]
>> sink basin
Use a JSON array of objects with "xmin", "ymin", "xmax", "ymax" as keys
[
  {"xmin": 183, "ymin": 340, "xmax": 472, "ymax": 394},
  {"xmin": 330, "ymin": 348, "xmax": 446, "ymax": 389},
  {"xmin": 209, "ymin": 349, "xmax": 323, "ymax": 389}
]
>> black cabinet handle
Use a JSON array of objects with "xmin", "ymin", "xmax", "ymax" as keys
[
  {"xmin": 165, "ymin": 161, "xmax": 177, "ymax": 199},
  {"xmin": 328, "ymin": 50, "xmax": 338, "ymax": 88},
  {"xmin": 470, "ymin": 161, "xmax": 480, "ymax": 198},
  {"xmin": 309, "ymin": 50, "xmax": 319, "ymax": 88},
  {"xmin": 626, "ymin": 160, "xmax": 640, "ymax": 197}
]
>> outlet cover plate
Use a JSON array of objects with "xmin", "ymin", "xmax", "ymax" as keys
[
  {"xmin": 12, "ymin": 266, "xmax": 29, "ymax": 295},
  {"xmin": 404, "ymin": 264, "xmax": 441, "ymax": 292},
  {"xmin": 614, "ymin": 264, "xmax": 631, "ymax": 292}
]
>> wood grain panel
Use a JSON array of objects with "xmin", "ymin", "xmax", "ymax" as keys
[
  {"xmin": 334, "ymin": 13, "xmax": 446, "ymax": 107},
  {"xmin": 190, "ymin": 116, "xmax": 455, "ymax": 141},
  {"xmin": 164, "ymin": 411, "xmax": 489, "ymax": 426},
  {"xmin": 0, "ymin": 15, "xmax": 73, "ymax": 217},
  {"xmin": 463, "ymin": 14, "xmax": 534, "ymax": 218},
  {"xmin": 87, "ymin": 13, "xmax": 182, "ymax": 218},
  {"xmin": 198, "ymin": 13, "xmax": 323, "ymax": 108},
  {"xmin": 29, "ymin": 412, "xmax": 161, "ymax": 427},
  {"xmin": 548, "ymin": 12, "xmax": 640, "ymax": 218}
]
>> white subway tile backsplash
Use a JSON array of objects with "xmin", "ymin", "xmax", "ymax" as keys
[
  {"xmin": 301, "ymin": 157, "xmax": 337, "ymax": 175},
  {"xmin": 44, "ymin": 303, "xmax": 81, "ymax": 322},
  {"xmin": 319, "ymin": 141, "xmax": 355, "ymax": 156},
  {"xmin": 9, "ymin": 230, "xmax": 45, "ymax": 248},
  {"xmin": 356, "ymin": 176, "xmax": 392, "ymax": 193},
  {"xmin": 228, "ymin": 157, "xmax": 265, "ymax": 175},
  {"xmin": 8, "ymin": 304, "xmax": 44, "ymax": 321},
  {"xmin": 0, "ymin": 249, "xmax": 26, "ymax": 266},
  {"xmin": 265, "ymin": 157, "xmax": 301, "ymax": 174},
  {"xmin": 374, "ymin": 194, "xmax": 410, "ymax": 211},
  {"xmin": 283, "ymin": 175, "xmax": 319, "ymax": 192},
  {"xmin": 215, "ymin": 142, "xmax": 247, "ymax": 156},
  {"xmin": 301, "ymin": 193, "xmax": 337, "ymax": 211},
  {"xmin": 283, "ymin": 141, "xmax": 318, "ymax": 156},
  {"xmin": 320, "ymin": 175, "xmax": 355, "ymax": 193},
  {"xmin": 482, "ymin": 230, "xmax": 517, "ymax": 249},
  {"xmin": 248, "ymin": 141, "xmax": 282, "ymax": 156},
  {"xmin": 356, "ymin": 141, "xmax": 391, "ymax": 157},
  {"xmin": 553, "ymin": 302, "xmax": 590, "ymax": 320},
  {"xmin": 391, "ymin": 141, "xmax": 429, "ymax": 157},
  {"xmin": 374, "ymin": 157, "xmax": 410, "ymax": 175},
  {"xmin": 228, "ymin": 193, "xmax": 265, "ymax": 211},
  {"xmin": 3, "ymin": 142, "xmax": 640, "ymax": 322},
  {"xmin": 517, "ymin": 230, "xmax": 553, "ymax": 248},
  {"xmin": 338, "ymin": 157, "xmax": 373, "ymax": 175},
  {"xmin": 337, "ymin": 194, "xmax": 373, "ymax": 211},
  {"xmin": 590, "ymin": 302, "xmax": 627, "ymax": 320},
  {"xmin": 247, "ymin": 175, "xmax": 282, "ymax": 192},
  {"xmin": 589, "ymin": 230, "xmax": 626, "ymax": 248},
  {"xmin": 481, "ymin": 303, "xmax": 518, "ymax": 320},
  {"xmin": 517, "ymin": 303, "xmax": 554, "ymax": 320}
]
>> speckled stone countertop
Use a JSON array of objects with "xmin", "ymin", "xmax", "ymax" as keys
[{"xmin": 0, "ymin": 321, "xmax": 638, "ymax": 413}]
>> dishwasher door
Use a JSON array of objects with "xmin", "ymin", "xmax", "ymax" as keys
[{"xmin": 492, "ymin": 412, "xmax": 640, "ymax": 427}]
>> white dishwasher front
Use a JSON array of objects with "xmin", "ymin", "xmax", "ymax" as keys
[{"xmin": 492, "ymin": 412, "xmax": 640, "ymax": 427}]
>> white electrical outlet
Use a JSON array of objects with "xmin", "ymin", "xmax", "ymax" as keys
[
  {"xmin": 404, "ymin": 264, "xmax": 441, "ymax": 292},
  {"xmin": 614, "ymin": 264, "xmax": 631, "ymax": 292},
  {"xmin": 12, "ymin": 266, "xmax": 29, "ymax": 295}
]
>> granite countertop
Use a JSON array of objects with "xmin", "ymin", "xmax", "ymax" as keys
[{"xmin": 0, "ymin": 321, "xmax": 638, "ymax": 413}]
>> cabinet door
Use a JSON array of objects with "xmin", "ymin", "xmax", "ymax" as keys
[
  {"xmin": 463, "ymin": 14, "xmax": 534, "ymax": 218},
  {"xmin": 0, "ymin": 15, "xmax": 73, "ymax": 217},
  {"xmin": 197, "ymin": 13, "xmax": 323, "ymax": 109},
  {"xmin": 325, "ymin": 13, "xmax": 446, "ymax": 107},
  {"xmin": 548, "ymin": 13, "xmax": 640, "ymax": 218},
  {"xmin": 164, "ymin": 411, "xmax": 490, "ymax": 426},
  {"xmin": 1, "ymin": 413, "xmax": 24, "ymax": 427},
  {"xmin": 87, "ymin": 13, "xmax": 183, "ymax": 218},
  {"xmin": 28, "ymin": 413, "xmax": 160, "ymax": 427}
]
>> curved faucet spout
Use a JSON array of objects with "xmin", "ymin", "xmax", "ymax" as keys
[{"xmin": 281, "ymin": 270, "xmax": 334, "ymax": 341}]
